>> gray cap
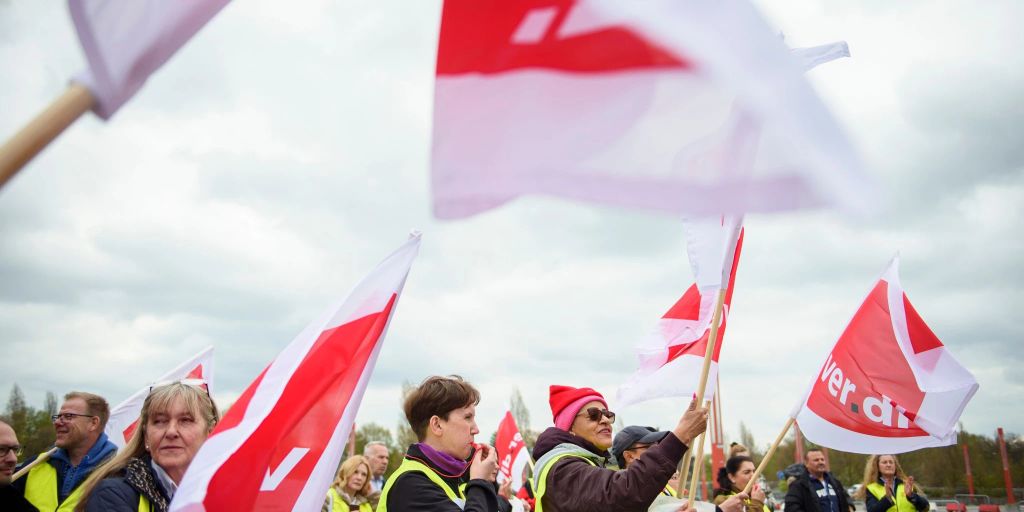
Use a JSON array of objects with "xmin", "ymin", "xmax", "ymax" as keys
[{"xmin": 611, "ymin": 425, "xmax": 670, "ymax": 467}]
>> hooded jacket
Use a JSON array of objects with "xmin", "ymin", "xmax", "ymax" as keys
[{"xmin": 531, "ymin": 426, "xmax": 687, "ymax": 512}]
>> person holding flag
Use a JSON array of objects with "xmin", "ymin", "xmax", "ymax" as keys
[
  {"xmin": 713, "ymin": 456, "xmax": 770, "ymax": 512},
  {"xmin": 854, "ymin": 455, "xmax": 928, "ymax": 512},
  {"xmin": 532, "ymin": 385, "xmax": 747, "ymax": 512},
  {"xmin": 378, "ymin": 375, "xmax": 502, "ymax": 512},
  {"xmin": 76, "ymin": 382, "xmax": 219, "ymax": 512}
]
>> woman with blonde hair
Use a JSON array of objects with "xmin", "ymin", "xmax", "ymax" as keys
[
  {"xmin": 75, "ymin": 381, "xmax": 219, "ymax": 512},
  {"xmin": 324, "ymin": 455, "xmax": 375, "ymax": 512},
  {"xmin": 855, "ymin": 454, "xmax": 929, "ymax": 512}
]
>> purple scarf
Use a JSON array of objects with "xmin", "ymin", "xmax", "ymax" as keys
[{"xmin": 416, "ymin": 442, "xmax": 469, "ymax": 475}]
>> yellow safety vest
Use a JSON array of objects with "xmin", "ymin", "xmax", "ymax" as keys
[
  {"xmin": 718, "ymin": 489, "xmax": 772, "ymax": 512},
  {"xmin": 327, "ymin": 487, "xmax": 374, "ymax": 512},
  {"xmin": 663, "ymin": 484, "xmax": 678, "ymax": 497},
  {"xmin": 24, "ymin": 462, "xmax": 85, "ymax": 512},
  {"xmin": 534, "ymin": 453, "xmax": 598, "ymax": 512},
  {"xmin": 139, "ymin": 494, "xmax": 151, "ymax": 512},
  {"xmin": 378, "ymin": 458, "xmax": 464, "ymax": 512},
  {"xmin": 867, "ymin": 482, "xmax": 916, "ymax": 512}
]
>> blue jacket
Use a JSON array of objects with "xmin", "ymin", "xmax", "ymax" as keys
[{"xmin": 46, "ymin": 433, "xmax": 119, "ymax": 502}]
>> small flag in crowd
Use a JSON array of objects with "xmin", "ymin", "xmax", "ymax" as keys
[
  {"xmin": 69, "ymin": 0, "xmax": 231, "ymax": 119},
  {"xmin": 617, "ymin": 223, "xmax": 744, "ymax": 407},
  {"xmin": 431, "ymin": 0, "xmax": 871, "ymax": 220},
  {"xmin": 495, "ymin": 411, "xmax": 531, "ymax": 492},
  {"xmin": 105, "ymin": 346, "xmax": 215, "ymax": 448},
  {"xmin": 792, "ymin": 256, "xmax": 979, "ymax": 453},
  {"xmin": 171, "ymin": 233, "xmax": 422, "ymax": 511}
]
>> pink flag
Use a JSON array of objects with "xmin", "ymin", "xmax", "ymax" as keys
[
  {"xmin": 617, "ymin": 229, "xmax": 743, "ymax": 407},
  {"xmin": 495, "ymin": 411, "xmax": 531, "ymax": 492},
  {"xmin": 431, "ymin": 0, "xmax": 871, "ymax": 220},
  {"xmin": 105, "ymin": 346, "xmax": 215, "ymax": 448},
  {"xmin": 69, "ymin": 0, "xmax": 231, "ymax": 119},
  {"xmin": 792, "ymin": 257, "xmax": 978, "ymax": 453},
  {"xmin": 170, "ymin": 234, "xmax": 421, "ymax": 511}
]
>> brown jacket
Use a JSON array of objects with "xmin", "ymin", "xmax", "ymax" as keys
[{"xmin": 532, "ymin": 427, "xmax": 687, "ymax": 512}]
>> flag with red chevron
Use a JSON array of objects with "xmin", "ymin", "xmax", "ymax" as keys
[
  {"xmin": 105, "ymin": 346, "xmax": 215, "ymax": 448},
  {"xmin": 617, "ymin": 218, "xmax": 743, "ymax": 406},
  {"xmin": 171, "ymin": 233, "xmax": 421, "ymax": 511},
  {"xmin": 792, "ymin": 256, "xmax": 978, "ymax": 453}
]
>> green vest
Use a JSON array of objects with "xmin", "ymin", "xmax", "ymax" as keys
[
  {"xmin": 533, "ymin": 453, "xmax": 597, "ymax": 512},
  {"xmin": 378, "ymin": 458, "xmax": 464, "ymax": 512},
  {"xmin": 867, "ymin": 481, "xmax": 916, "ymax": 512},
  {"xmin": 139, "ymin": 494, "xmax": 151, "ymax": 512},
  {"xmin": 719, "ymin": 489, "xmax": 772, "ymax": 512},
  {"xmin": 327, "ymin": 487, "xmax": 374, "ymax": 512},
  {"xmin": 24, "ymin": 463, "xmax": 84, "ymax": 512},
  {"xmin": 663, "ymin": 484, "xmax": 678, "ymax": 497}
]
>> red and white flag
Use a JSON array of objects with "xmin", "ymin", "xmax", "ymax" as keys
[
  {"xmin": 617, "ymin": 225, "xmax": 743, "ymax": 407},
  {"xmin": 69, "ymin": 0, "xmax": 231, "ymax": 119},
  {"xmin": 105, "ymin": 346, "xmax": 215, "ymax": 448},
  {"xmin": 171, "ymin": 233, "xmax": 421, "ymax": 511},
  {"xmin": 431, "ymin": 0, "xmax": 871, "ymax": 220},
  {"xmin": 792, "ymin": 256, "xmax": 979, "ymax": 453},
  {"xmin": 495, "ymin": 411, "xmax": 531, "ymax": 493}
]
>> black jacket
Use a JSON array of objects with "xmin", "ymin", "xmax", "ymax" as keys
[
  {"xmin": 0, "ymin": 485, "xmax": 38, "ymax": 512},
  {"xmin": 864, "ymin": 478, "xmax": 929, "ymax": 512},
  {"xmin": 83, "ymin": 456, "xmax": 172, "ymax": 512},
  {"xmin": 383, "ymin": 444, "xmax": 505, "ymax": 512},
  {"xmin": 785, "ymin": 471, "xmax": 854, "ymax": 512}
]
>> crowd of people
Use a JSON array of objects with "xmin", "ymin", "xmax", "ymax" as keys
[{"xmin": 0, "ymin": 375, "xmax": 934, "ymax": 512}]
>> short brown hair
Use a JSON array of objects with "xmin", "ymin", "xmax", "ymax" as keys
[
  {"xmin": 64, "ymin": 392, "xmax": 110, "ymax": 429},
  {"xmin": 403, "ymin": 375, "xmax": 480, "ymax": 441}
]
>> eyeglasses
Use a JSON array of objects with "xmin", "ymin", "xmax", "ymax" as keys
[
  {"xmin": 148, "ymin": 378, "xmax": 209, "ymax": 394},
  {"xmin": 51, "ymin": 412, "xmax": 96, "ymax": 423},
  {"xmin": 575, "ymin": 407, "xmax": 616, "ymax": 423},
  {"xmin": 0, "ymin": 445, "xmax": 23, "ymax": 457}
]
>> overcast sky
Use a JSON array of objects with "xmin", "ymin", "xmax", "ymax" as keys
[{"xmin": 1, "ymin": 0, "xmax": 1021, "ymax": 456}]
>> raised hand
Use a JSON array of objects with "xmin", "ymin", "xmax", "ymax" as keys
[
  {"xmin": 673, "ymin": 399, "xmax": 709, "ymax": 445},
  {"xmin": 469, "ymin": 443, "xmax": 498, "ymax": 482},
  {"xmin": 904, "ymin": 476, "xmax": 915, "ymax": 497},
  {"xmin": 719, "ymin": 492, "xmax": 750, "ymax": 512}
]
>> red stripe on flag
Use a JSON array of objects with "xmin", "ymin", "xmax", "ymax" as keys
[
  {"xmin": 202, "ymin": 295, "xmax": 397, "ymax": 510},
  {"xmin": 437, "ymin": 0, "xmax": 689, "ymax": 75},
  {"xmin": 902, "ymin": 294, "xmax": 944, "ymax": 354}
]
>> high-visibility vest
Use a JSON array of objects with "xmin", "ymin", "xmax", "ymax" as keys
[
  {"xmin": 327, "ymin": 487, "xmax": 374, "ymax": 512},
  {"xmin": 378, "ymin": 458, "xmax": 464, "ymax": 512},
  {"xmin": 663, "ymin": 484, "xmax": 678, "ymax": 497},
  {"xmin": 139, "ymin": 494, "xmax": 151, "ymax": 512},
  {"xmin": 867, "ymin": 481, "xmax": 917, "ymax": 512},
  {"xmin": 718, "ymin": 489, "xmax": 772, "ymax": 512},
  {"xmin": 24, "ymin": 462, "xmax": 85, "ymax": 512},
  {"xmin": 533, "ymin": 453, "xmax": 598, "ymax": 512}
]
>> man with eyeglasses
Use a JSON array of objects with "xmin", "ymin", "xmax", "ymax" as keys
[
  {"xmin": 0, "ymin": 419, "xmax": 37, "ymax": 511},
  {"xmin": 13, "ymin": 391, "xmax": 117, "ymax": 512}
]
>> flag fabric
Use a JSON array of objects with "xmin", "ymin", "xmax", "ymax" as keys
[
  {"xmin": 495, "ymin": 411, "xmax": 531, "ymax": 492},
  {"xmin": 105, "ymin": 346, "xmax": 215, "ymax": 449},
  {"xmin": 682, "ymin": 215, "xmax": 744, "ymax": 291},
  {"xmin": 68, "ymin": 0, "xmax": 231, "ymax": 119},
  {"xmin": 171, "ymin": 233, "xmax": 422, "ymax": 511},
  {"xmin": 792, "ymin": 256, "xmax": 979, "ymax": 453},
  {"xmin": 431, "ymin": 0, "xmax": 871, "ymax": 220},
  {"xmin": 617, "ymin": 229, "xmax": 744, "ymax": 407}
]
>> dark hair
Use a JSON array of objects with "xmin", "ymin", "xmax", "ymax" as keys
[
  {"xmin": 717, "ymin": 455, "xmax": 755, "ymax": 492},
  {"xmin": 64, "ymin": 391, "xmax": 110, "ymax": 429},
  {"xmin": 403, "ymin": 375, "xmax": 481, "ymax": 441}
]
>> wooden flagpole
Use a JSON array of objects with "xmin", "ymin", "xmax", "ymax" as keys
[
  {"xmin": 674, "ymin": 287, "xmax": 727, "ymax": 496},
  {"xmin": 742, "ymin": 417, "xmax": 795, "ymax": 495},
  {"xmin": 687, "ymin": 417, "xmax": 710, "ymax": 499},
  {"xmin": 11, "ymin": 447, "xmax": 58, "ymax": 482},
  {"xmin": 0, "ymin": 84, "xmax": 94, "ymax": 191}
]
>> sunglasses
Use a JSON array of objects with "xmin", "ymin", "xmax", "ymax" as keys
[{"xmin": 576, "ymin": 407, "xmax": 616, "ymax": 423}]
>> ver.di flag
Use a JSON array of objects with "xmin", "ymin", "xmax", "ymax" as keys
[
  {"xmin": 105, "ymin": 346, "xmax": 215, "ymax": 448},
  {"xmin": 495, "ymin": 411, "xmax": 531, "ymax": 492},
  {"xmin": 617, "ymin": 224, "xmax": 744, "ymax": 407},
  {"xmin": 792, "ymin": 256, "xmax": 979, "ymax": 453},
  {"xmin": 171, "ymin": 233, "xmax": 421, "ymax": 511},
  {"xmin": 431, "ymin": 0, "xmax": 871, "ymax": 220}
]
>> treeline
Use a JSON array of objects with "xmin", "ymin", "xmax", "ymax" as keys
[{"xmin": 5, "ymin": 383, "xmax": 1020, "ymax": 501}]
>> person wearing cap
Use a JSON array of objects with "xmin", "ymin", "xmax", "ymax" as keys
[
  {"xmin": 531, "ymin": 384, "xmax": 749, "ymax": 512},
  {"xmin": 611, "ymin": 426, "xmax": 680, "ymax": 497}
]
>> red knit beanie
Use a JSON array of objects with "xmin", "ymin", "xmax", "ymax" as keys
[{"xmin": 549, "ymin": 385, "xmax": 607, "ymax": 431}]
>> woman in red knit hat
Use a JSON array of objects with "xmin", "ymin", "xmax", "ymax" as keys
[{"xmin": 531, "ymin": 384, "xmax": 748, "ymax": 512}]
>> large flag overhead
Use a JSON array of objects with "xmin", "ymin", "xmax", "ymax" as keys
[
  {"xmin": 495, "ymin": 411, "xmax": 531, "ymax": 493},
  {"xmin": 69, "ymin": 0, "xmax": 231, "ymax": 119},
  {"xmin": 792, "ymin": 257, "xmax": 979, "ymax": 453},
  {"xmin": 431, "ymin": 0, "xmax": 870, "ymax": 220},
  {"xmin": 171, "ymin": 234, "xmax": 422, "ymax": 511},
  {"xmin": 617, "ymin": 227, "xmax": 744, "ymax": 407},
  {"xmin": 105, "ymin": 346, "xmax": 215, "ymax": 449}
]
